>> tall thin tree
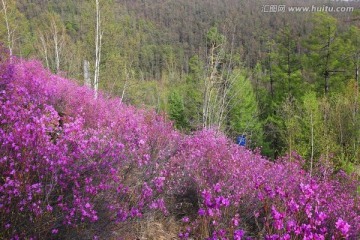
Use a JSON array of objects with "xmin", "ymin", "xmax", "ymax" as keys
[
  {"xmin": 94, "ymin": 0, "xmax": 103, "ymax": 99},
  {"xmin": 1, "ymin": 0, "xmax": 14, "ymax": 58}
]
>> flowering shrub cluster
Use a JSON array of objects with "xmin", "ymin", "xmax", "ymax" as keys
[
  {"xmin": 0, "ymin": 55, "xmax": 178, "ymax": 239},
  {"xmin": 0, "ymin": 53, "xmax": 359, "ymax": 239},
  {"xmin": 169, "ymin": 134, "xmax": 360, "ymax": 239}
]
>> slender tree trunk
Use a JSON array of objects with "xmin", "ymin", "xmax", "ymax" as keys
[
  {"xmin": 121, "ymin": 65, "xmax": 131, "ymax": 102},
  {"xmin": 310, "ymin": 112, "xmax": 314, "ymax": 177},
  {"xmin": 84, "ymin": 60, "xmax": 91, "ymax": 87},
  {"xmin": 354, "ymin": 55, "xmax": 359, "ymax": 160},
  {"xmin": 289, "ymin": 130, "xmax": 292, "ymax": 162},
  {"xmin": 324, "ymin": 26, "xmax": 331, "ymax": 95},
  {"xmin": 203, "ymin": 44, "xmax": 217, "ymax": 128},
  {"xmin": 287, "ymin": 34, "xmax": 291, "ymax": 93},
  {"xmin": 51, "ymin": 18, "xmax": 60, "ymax": 73},
  {"xmin": 217, "ymin": 31, "xmax": 236, "ymax": 130},
  {"xmin": 39, "ymin": 32, "xmax": 50, "ymax": 69},
  {"xmin": 94, "ymin": 0, "xmax": 102, "ymax": 99},
  {"xmin": 1, "ymin": 0, "xmax": 13, "ymax": 58},
  {"xmin": 356, "ymin": 55, "xmax": 359, "ymax": 98},
  {"xmin": 269, "ymin": 45, "xmax": 274, "ymax": 99}
]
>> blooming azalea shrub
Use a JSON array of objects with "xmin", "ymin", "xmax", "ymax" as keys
[
  {"xmin": 0, "ymin": 56, "xmax": 178, "ymax": 239},
  {"xmin": 135, "ymin": 132, "xmax": 359, "ymax": 240},
  {"xmin": 0, "ymin": 53, "xmax": 359, "ymax": 239},
  {"xmin": 168, "ymin": 134, "xmax": 360, "ymax": 239}
]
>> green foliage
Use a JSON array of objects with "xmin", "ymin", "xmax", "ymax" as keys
[
  {"xmin": 329, "ymin": 81, "xmax": 360, "ymax": 165},
  {"xmin": 3, "ymin": 0, "xmax": 360, "ymax": 167},
  {"xmin": 280, "ymin": 96, "xmax": 302, "ymax": 160},
  {"xmin": 272, "ymin": 26, "xmax": 304, "ymax": 99},
  {"xmin": 183, "ymin": 55, "xmax": 204, "ymax": 130},
  {"xmin": 303, "ymin": 12, "xmax": 343, "ymax": 95},
  {"xmin": 338, "ymin": 154, "xmax": 355, "ymax": 174},
  {"xmin": 300, "ymin": 92, "xmax": 322, "ymax": 159},
  {"xmin": 0, "ymin": 0, "xmax": 32, "ymax": 56},
  {"xmin": 168, "ymin": 90, "xmax": 187, "ymax": 130},
  {"xmin": 206, "ymin": 26, "xmax": 226, "ymax": 48},
  {"xmin": 341, "ymin": 25, "xmax": 360, "ymax": 82},
  {"xmin": 227, "ymin": 69, "xmax": 264, "ymax": 149}
]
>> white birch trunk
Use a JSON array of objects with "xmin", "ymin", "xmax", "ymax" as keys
[
  {"xmin": 84, "ymin": 60, "xmax": 91, "ymax": 87},
  {"xmin": 38, "ymin": 31, "xmax": 50, "ymax": 69},
  {"xmin": 94, "ymin": 0, "xmax": 102, "ymax": 99},
  {"xmin": 1, "ymin": 0, "xmax": 13, "ymax": 59},
  {"xmin": 52, "ymin": 19, "xmax": 60, "ymax": 73}
]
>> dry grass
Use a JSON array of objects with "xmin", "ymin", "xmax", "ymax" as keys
[
  {"xmin": 110, "ymin": 215, "xmax": 181, "ymax": 240},
  {"xmin": 138, "ymin": 216, "xmax": 180, "ymax": 240}
]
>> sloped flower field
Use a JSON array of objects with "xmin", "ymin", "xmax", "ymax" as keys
[{"xmin": 1, "ymin": 54, "xmax": 359, "ymax": 239}]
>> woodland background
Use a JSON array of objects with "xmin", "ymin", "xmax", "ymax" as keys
[{"xmin": 2, "ymin": 0, "xmax": 360, "ymax": 170}]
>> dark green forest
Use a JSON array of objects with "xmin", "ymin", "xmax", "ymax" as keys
[{"xmin": 2, "ymin": 0, "xmax": 360, "ymax": 172}]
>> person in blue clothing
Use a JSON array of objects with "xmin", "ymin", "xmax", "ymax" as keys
[{"xmin": 236, "ymin": 134, "xmax": 246, "ymax": 146}]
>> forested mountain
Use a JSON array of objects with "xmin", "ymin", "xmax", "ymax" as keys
[
  {"xmin": 1, "ymin": 0, "xmax": 360, "ymax": 163},
  {"xmin": 1, "ymin": 1, "xmax": 360, "ymax": 239}
]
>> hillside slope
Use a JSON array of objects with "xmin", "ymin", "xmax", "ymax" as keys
[{"xmin": 0, "ymin": 53, "xmax": 360, "ymax": 239}]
